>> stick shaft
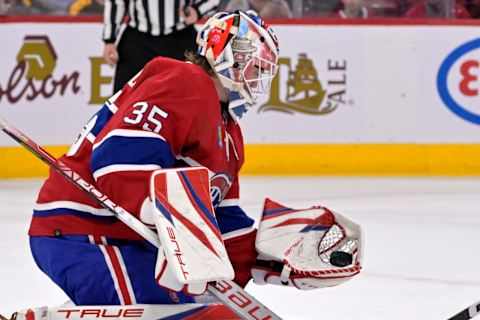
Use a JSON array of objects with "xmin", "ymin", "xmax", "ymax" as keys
[
  {"xmin": 0, "ymin": 116, "xmax": 282, "ymax": 320},
  {"xmin": 448, "ymin": 300, "xmax": 480, "ymax": 320}
]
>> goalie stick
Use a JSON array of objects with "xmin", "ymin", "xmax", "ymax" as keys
[
  {"xmin": 0, "ymin": 116, "xmax": 282, "ymax": 320},
  {"xmin": 448, "ymin": 300, "xmax": 480, "ymax": 320},
  {"xmin": 1, "ymin": 303, "xmax": 240, "ymax": 320}
]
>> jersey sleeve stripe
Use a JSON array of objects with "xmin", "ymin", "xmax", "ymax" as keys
[
  {"xmin": 93, "ymin": 129, "xmax": 166, "ymax": 150},
  {"xmin": 217, "ymin": 198, "xmax": 239, "ymax": 207},
  {"xmin": 33, "ymin": 208, "xmax": 118, "ymax": 221},
  {"xmin": 93, "ymin": 164, "xmax": 162, "ymax": 180},
  {"xmin": 34, "ymin": 201, "xmax": 113, "ymax": 216},
  {"xmin": 90, "ymin": 135, "xmax": 175, "ymax": 175},
  {"xmin": 94, "ymin": 105, "xmax": 115, "ymax": 134}
]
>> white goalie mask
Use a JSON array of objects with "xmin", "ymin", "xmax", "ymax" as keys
[{"xmin": 196, "ymin": 10, "xmax": 279, "ymax": 121}]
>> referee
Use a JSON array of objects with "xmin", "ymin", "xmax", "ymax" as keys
[{"xmin": 102, "ymin": 0, "xmax": 220, "ymax": 93}]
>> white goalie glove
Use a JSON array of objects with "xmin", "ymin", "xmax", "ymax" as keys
[
  {"xmin": 252, "ymin": 198, "xmax": 363, "ymax": 290},
  {"xmin": 147, "ymin": 167, "xmax": 234, "ymax": 295}
]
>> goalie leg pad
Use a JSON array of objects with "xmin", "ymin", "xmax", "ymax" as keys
[{"xmin": 150, "ymin": 167, "xmax": 234, "ymax": 295}]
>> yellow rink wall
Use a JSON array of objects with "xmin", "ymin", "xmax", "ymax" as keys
[
  {"xmin": 0, "ymin": 146, "xmax": 69, "ymax": 178},
  {"xmin": 243, "ymin": 144, "xmax": 480, "ymax": 176},
  {"xmin": 1, "ymin": 144, "xmax": 480, "ymax": 178}
]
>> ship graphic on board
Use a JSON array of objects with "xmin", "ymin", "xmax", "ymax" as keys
[{"xmin": 259, "ymin": 53, "xmax": 340, "ymax": 115}]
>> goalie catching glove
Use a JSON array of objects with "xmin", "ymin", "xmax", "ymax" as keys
[
  {"xmin": 252, "ymin": 198, "xmax": 363, "ymax": 290},
  {"xmin": 148, "ymin": 167, "xmax": 234, "ymax": 295}
]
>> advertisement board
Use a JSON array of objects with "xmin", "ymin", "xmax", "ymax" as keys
[{"xmin": 1, "ymin": 21, "xmax": 480, "ymax": 176}]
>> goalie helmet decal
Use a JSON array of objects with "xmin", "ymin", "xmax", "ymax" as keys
[{"xmin": 196, "ymin": 10, "xmax": 279, "ymax": 121}]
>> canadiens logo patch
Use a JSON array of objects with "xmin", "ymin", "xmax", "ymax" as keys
[
  {"xmin": 212, "ymin": 34, "xmax": 221, "ymax": 44},
  {"xmin": 210, "ymin": 173, "xmax": 233, "ymax": 207},
  {"xmin": 169, "ymin": 291, "xmax": 179, "ymax": 303}
]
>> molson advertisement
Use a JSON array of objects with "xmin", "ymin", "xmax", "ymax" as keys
[
  {"xmin": 1, "ymin": 23, "xmax": 113, "ymax": 147},
  {"xmin": 1, "ymin": 34, "xmax": 111, "ymax": 106},
  {"xmin": 2, "ymin": 35, "xmax": 81, "ymax": 103}
]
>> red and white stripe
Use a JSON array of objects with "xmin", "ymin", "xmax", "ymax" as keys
[{"xmin": 88, "ymin": 235, "xmax": 137, "ymax": 305}]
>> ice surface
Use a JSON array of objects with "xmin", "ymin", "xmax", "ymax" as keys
[{"xmin": 1, "ymin": 176, "xmax": 480, "ymax": 319}]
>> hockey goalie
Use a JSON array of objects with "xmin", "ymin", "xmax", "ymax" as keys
[{"xmin": 5, "ymin": 10, "xmax": 363, "ymax": 320}]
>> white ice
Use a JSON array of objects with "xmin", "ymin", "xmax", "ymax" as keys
[{"xmin": 1, "ymin": 176, "xmax": 480, "ymax": 320}]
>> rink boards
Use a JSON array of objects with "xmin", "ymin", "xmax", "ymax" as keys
[{"xmin": 1, "ymin": 19, "xmax": 480, "ymax": 177}]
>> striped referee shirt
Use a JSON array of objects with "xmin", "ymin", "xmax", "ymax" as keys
[{"xmin": 103, "ymin": 0, "xmax": 220, "ymax": 43}]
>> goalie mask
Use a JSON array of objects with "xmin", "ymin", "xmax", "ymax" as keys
[{"xmin": 196, "ymin": 10, "xmax": 279, "ymax": 121}]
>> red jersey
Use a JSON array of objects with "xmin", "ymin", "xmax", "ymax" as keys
[{"xmin": 30, "ymin": 57, "xmax": 254, "ymax": 240}]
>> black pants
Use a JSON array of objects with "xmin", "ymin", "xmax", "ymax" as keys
[{"xmin": 113, "ymin": 25, "xmax": 197, "ymax": 93}]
